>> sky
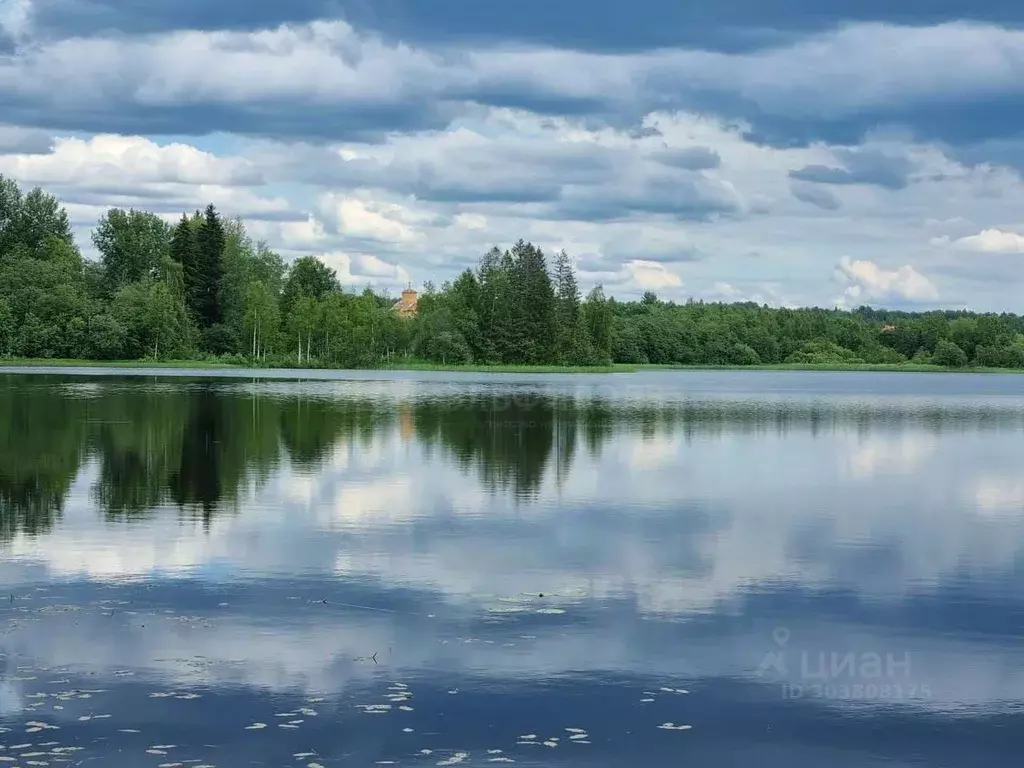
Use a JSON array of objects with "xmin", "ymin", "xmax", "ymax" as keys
[{"xmin": 2, "ymin": 1, "xmax": 1024, "ymax": 309}]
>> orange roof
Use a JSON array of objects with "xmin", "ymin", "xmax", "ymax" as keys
[{"xmin": 393, "ymin": 288, "xmax": 418, "ymax": 317}]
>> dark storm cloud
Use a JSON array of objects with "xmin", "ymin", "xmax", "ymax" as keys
[
  {"xmin": 789, "ymin": 149, "xmax": 917, "ymax": 190},
  {"xmin": 8, "ymin": 3, "xmax": 1024, "ymax": 154},
  {"xmin": 550, "ymin": 175, "xmax": 742, "ymax": 223},
  {"xmin": 28, "ymin": 0, "xmax": 1024, "ymax": 53},
  {"xmin": 0, "ymin": 126, "xmax": 54, "ymax": 154},
  {"xmin": 649, "ymin": 147, "xmax": 722, "ymax": 171},
  {"xmin": 790, "ymin": 181, "xmax": 843, "ymax": 211},
  {"xmin": 0, "ymin": 97, "xmax": 459, "ymax": 145}
]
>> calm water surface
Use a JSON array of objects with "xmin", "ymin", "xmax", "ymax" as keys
[{"xmin": 2, "ymin": 368, "xmax": 1024, "ymax": 767}]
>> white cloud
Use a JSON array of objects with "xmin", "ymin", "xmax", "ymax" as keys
[
  {"xmin": 315, "ymin": 193, "xmax": 422, "ymax": 243},
  {"xmin": 834, "ymin": 256, "xmax": 939, "ymax": 307},
  {"xmin": 5, "ymin": 22, "xmax": 1024, "ymax": 306},
  {"xmin": 945, "ymin": 228, "xmax": 1024, "ymax": 253},
  {"xmin": 0, "ymin": 134, "xmax": 261, "ymax": 187},
  {"xmin": 623, "ymin": 259, "xmax": 684, "ymax": 290},
  {"xmin": 0, "ymin": 0, "xmax": 31, "ymax": 41}
]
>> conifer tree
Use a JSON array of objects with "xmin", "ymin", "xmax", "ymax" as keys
[
  {"xmin": 195, "ymin": 204, "xmax": 226, "ymax": 328},
  {"xmin": 553, "ymin": 249, "xmax": 581, "ymax": 363}
]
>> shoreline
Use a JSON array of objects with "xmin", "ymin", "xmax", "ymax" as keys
[{"xmin": 2, "ymin": 358, "xmax": 1024, "ymax": 375}]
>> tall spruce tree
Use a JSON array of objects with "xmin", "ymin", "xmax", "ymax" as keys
[
  {"xmin": 553, "ymin": 249, "xmax": 581, "ymax": 363},
  {"xmin": 169, "ymin": 212, "xmax": 201, "ymax": 322},
  {"xmin": 513, "ymin": 241, "xmax": 555, "ymax": 364},
  {"xmin": 195, "ymin": 204, "xmax": 226, "ymax": 328}
]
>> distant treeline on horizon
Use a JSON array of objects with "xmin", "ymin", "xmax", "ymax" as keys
[{"xmin": 2, "ymin": 173, "xmax": 1024, "ymax": 369}]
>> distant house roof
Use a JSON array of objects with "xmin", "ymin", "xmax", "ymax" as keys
[
  {"xmin": 880, "ymin": 324, "xmax": 897, "ymax": 333},
  {"xmin": 393, "ymin": 288, "xmax": 418, "ymax": 317}
]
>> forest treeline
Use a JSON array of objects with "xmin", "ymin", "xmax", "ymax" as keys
[{"xmin": 3, "ymin": 174, "xmax": 1024, "ymax": 369}]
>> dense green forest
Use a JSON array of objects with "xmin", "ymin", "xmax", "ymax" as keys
[{"xmin": 3, "ymin": 173, "xmax": 1024, "ymax": 369}]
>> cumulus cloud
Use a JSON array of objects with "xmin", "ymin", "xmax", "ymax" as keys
[
  {"xmin": 649, "ymin": 146, "xmax": 721, "ymax": 170},
  {"xmin": 0, "ymin": 134, "xmax": 263, "ymax": 187},
  {"xmin": 704, "ymin": 280, "xmax": 791, "ymax": 306},
  {"xmin": 943, "ymin": 227, "xmax": 1024, "ymax": 253},
  {"xmin": 4, "ymin": 11, "xmax": 1024, "ymax": 308},
  {"xmin": 789, "ymin": 148, "xmax": 916, "ymax": 190},
  {"xmin": 834, "ymin": 256, "xmax": 939, "ymax": 307},
  {"xmin": 7, "ymin": 19, "xmax": 1024, "ymax": 146},
  {"xmin": 0, "ymin": 124, "xmax": 52, "ymax": 154},
  {"xmin": 789, "ymin": 179, "xmax": 842, "ymax": 210}
]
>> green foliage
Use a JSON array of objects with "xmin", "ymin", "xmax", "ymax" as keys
[
  {"xmin": 785, "ymin": 340, "xmax": 864, "ymax": 365},
  {"xmin": 931, "ymin": 339, "xmax": 968, "ymax": 368},
  {"xmin": 195, "ymin": 204, "xmax": 226, "ymax": 330},
  {"xmin": 5, "ymin": 175, "xmax": 1024, "ymax": 372},
  {"xmin": 92, "ymin": 208, "xmax": 173, "ymax": 294},
  {"xmin": 281, "ymin": 255, "xmax": 338, "ymax": 319}
]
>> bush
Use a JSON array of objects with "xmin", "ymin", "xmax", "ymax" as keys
[
  {"xmin": 784, "ymin": 340, "xmax": 863, "ymax": 365},
  {"xmin": 87, "ymin": 314, "xmax": 127, "ymax": 359},
  {"xmin": 201, "ymin": 323, "xmax": 238, "ymax": 355},
  {"xmin": 861, "ymin": 344, "xmax": 906, "ymax": 364},
  {"xmin": 974, "ymin": 343, "xmax": 1024, "ymax": 369},
  {"xmin": 932, "ymin": 339, "xmax": 968, "ymax": 367},
  {"xmin": 729, "ymin": 342, "xmax": 761, "ymax": 365}
]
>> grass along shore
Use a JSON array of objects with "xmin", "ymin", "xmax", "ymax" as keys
[{"xmin": 3, "ymin": 357, "xmax": 1024, "ymax": 374}]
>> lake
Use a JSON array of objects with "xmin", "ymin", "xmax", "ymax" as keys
[{"xmin": 2, "ymin": 367, "xmax": 1024, "ymax": 767}]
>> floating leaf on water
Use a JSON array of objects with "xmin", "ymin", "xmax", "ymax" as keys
[
  {"xmin": 640, "ymin": 698, "xmax": 655, "ymax": 703},
  {"xmin": 146, "ymin": 749, "xmax": 168, "ymax": 755},
  {"xmin": 565, "ymin": 728, "xmax": 586, "ymax": 734},
  {"xmin": 657, "ymin": 723, "xmax": 693, "ymax": 731},
  {"xmin": 118, "ymin": 729, "xmax": 141, "ymax": 733},
  {"xmin": 487, "ymin": 759, "xmax": 515, "ymax": 763},
  {"xmin": 399, "ymin": 706, "xmax": 414, "ymax": 712},
  {"xmin": 569, "ymin": 734, "xmax": 588, "ymax": 740},
  {"xmin": 402, "ymin": 728, "xmax": 414, "ymax": 733},
  {"xmin": 542, "ymin": 740, "xmax": 558, "ymax": 747},
  {"xmin": 518, "ymin": 735, "xmax": 536, "ymax": 740},
  {"xmin": 278, "ymin": 724, "xmax": 300, "ymax": 729},
  {"xmin": 244, "ymin": 723, "xmax": 267, "ymax": 730},
  {"xmin": 535, "ymin": 608, "xmax": 565, "ymax": 615}
]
